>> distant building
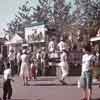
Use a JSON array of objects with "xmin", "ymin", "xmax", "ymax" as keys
[{"xmin": 25, "ymin": 22, "xmax": 47, "ymax": 52}]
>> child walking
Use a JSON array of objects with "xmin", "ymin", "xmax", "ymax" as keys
[
  {"xmin": 3, "ymin": 63, "xmax": 14, "ymax": 100},
  {"xmin": 30, "ymin": 61, "xmax": 37, "ymax": 80}
]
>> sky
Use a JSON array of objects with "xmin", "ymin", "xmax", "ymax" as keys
[
  {"xmin": 0, "ymin": 0, "xmax": 38, "ymax": 35},
  {"xmin": 0, "ymin": 0, "xmax": 74, "ymax": 36}
]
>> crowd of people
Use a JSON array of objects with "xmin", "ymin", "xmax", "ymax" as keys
[{"xmin": 1, "ymin": 36, "xmax": 100, "ymax": 100}]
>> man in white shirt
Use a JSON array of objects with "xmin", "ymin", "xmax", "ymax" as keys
[
  {"xmin": 58, "ymin": 49, "xmax": 69, "ymax": 85},
  {"xmin": 57, "ymin": 37, "xmax": 66, "ymax": 53},
  {"xmin": 48, "ymin": 38, "xmax": 55, "ymax": 53},
  {"xmin": 80, "ymin": 45, "xmax": 95, "ymax": 100},
  {"xmin": 3, "ymin": 63, "xmax": 13, "ymax": 100}
]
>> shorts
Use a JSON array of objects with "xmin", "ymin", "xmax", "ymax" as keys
[{"xmin": 80, "ymin": 71, "xmax": 93, "ymax": 89}]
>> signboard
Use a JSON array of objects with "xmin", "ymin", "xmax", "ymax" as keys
[{"xmin": 25, "ymin": 24, "xmax": 47, "ymax": 43}]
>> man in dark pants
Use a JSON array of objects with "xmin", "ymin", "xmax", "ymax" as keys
[
  {"xmin": 3, "ymin": 79, "xmax": 12, "ymax": 100},
  {"xmin": 3, "ymin": 63, "xmax": 13, "ymax": 100}
]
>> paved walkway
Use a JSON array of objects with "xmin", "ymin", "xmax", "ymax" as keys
[{"xmin": 0, "ymin": 76, "xmax": 100, "ymax": 100}]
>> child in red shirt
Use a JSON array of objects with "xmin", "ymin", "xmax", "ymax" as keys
[{"xmin": 30, "ymin": 61, "xmax": 37, "ymax": 80}]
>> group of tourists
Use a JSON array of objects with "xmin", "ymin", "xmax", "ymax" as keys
[
  {"xmin": 1, "ymin": 36, "xmax": 69, "ymax": 100},
  {"xmin": 45, "ymin": 37, "xmax": 100, "ymax": 100},
  {"xmin": 8, "ymin": 48, "xmax": 38, "ymax": 84},
  {"xmin": 1, "ymin": 36, "xmax": 100, "ymax": 100},
  {"xmin": 2, "ymin": 48, "xmax": 37, "ymax": 100}
]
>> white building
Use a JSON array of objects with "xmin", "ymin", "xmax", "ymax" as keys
[{"xmin": 25, "ymin": 24, "xmax": 47, "ymax": 44}]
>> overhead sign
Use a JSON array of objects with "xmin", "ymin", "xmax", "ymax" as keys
[{"xmin": 25, "ymin": 24, "xmax": 47, "ymax": 43}]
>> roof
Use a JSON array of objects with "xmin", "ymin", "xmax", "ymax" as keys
[{"xmin": 5, "ymin": 34, "xmax": 23, "ymax": 45}]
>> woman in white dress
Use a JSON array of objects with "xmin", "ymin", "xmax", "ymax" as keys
[{"xmin": 20, "ymin": 50, "xmax": 30, "ymax": 85}]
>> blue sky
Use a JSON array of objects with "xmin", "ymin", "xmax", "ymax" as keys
[
  {"xmin": 0, "ymin": 0, "xmax": 74, "ymax": 34},
  {"xmin": 0, "ymin": 0, "xmax": 38, "ymax": 33}
]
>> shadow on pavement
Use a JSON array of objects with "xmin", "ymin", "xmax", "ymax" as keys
[
  {"xmin": 29, "ymin": 83, "xmax": 62, "ymax": 86},
  {"xmin": 92, "ymin": 98, "xmax": 100, "ymax": 100},
  {"xmin": 11, "ymin": 99, "xmax": 32, "ymax": 100},
  {"xmin": 34, "ymin": 79, "xmax": 55, "ymax": 81},
  {"xmin": 11, "ymin": 98, "xmax": 44, "ymax": 100},
  {"xmin": 32, "ymin": 77, "xmax": 56, "ymax": 81},
  {"xmin": 67, "ymin": 83, "xmax": 77, "ymax": 86},
  {"xmin": 28, "ymin": 83, "xmax": 77, "ymax": 86}
]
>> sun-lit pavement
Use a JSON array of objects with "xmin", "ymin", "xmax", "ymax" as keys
[{"xmin": 0, "ymin": 76, "xmax": 100, "ymax": 100}]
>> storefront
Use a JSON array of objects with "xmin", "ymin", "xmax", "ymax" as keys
[{"xmin": 25, "ymin": 23, "xmax": 47, "ymax": 50}]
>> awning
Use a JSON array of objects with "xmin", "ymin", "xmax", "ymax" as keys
[
  {"xmin": 5, "ymin": 34, "xmax": 23, "ymax": 45},
  {"xmin": 90, "ymin": 36, "xmax": 100, "ymax": 42}
]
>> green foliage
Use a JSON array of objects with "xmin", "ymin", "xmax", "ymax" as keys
[
  {"xmin": 32, "ymin": 0, "xmax": 71, "ymax": 37},
  {"xmin": 74, "ymin": 0, "xmax": 100, "ymax": 37},
  {"xmin": 4, "ymin": 0, "xmax": 33, "ymax": 36}
]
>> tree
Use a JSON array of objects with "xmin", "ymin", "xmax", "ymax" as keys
[
  {"xmin": 4, "ymin": 0, "xmax": 72, "ymax": 40},
  {"xmin": 32, "ymin": 0, "xmax": 71, "ymax": 37},
  {"xmin": 16, "ymin": 1, "xmax": 33, "ymax": 27},
  {"xmin": 3, "ymin": 20, "xmax": 19, "ymax": 39},
  {"xmin": 74, "ymin": 0, "xmax": 100, "ymax": 37},
  {"xmin": 4, "ymin": 0, "xmax": 33, "ymax": 38},
  {"xmin": 53, "ymin": 0, "xmax": 71, "ymax": 34}
]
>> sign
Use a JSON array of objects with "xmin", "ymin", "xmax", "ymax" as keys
[{"xmin": 25, "ymin": 24, "xmax": 47, "ymax": 43}]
